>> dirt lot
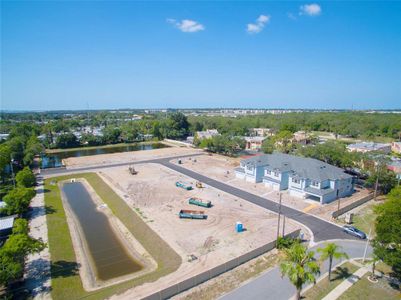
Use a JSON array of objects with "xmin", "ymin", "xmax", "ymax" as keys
[
  {"xmin": 97, "ymin": 163, "xmax": 300, "ymax": 299},
  {"xmin": 170, "ymin": 154, "xmax": 373, "ymax": 222},
  {"xmin": 63, "ymin": 147, "xmax": 202, "ymax": 168}
]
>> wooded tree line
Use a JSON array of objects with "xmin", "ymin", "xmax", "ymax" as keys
[
  {"xmin": 2, "ymin": 111, "xmax": 401, "ymax": 147},
  {"xmin": 188, "ymin": 112, "xmax": 401, "ymax": 139}
]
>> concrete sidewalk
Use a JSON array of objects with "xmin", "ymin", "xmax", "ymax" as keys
[{"xmin": 321, "ymin": 265, "xmax": 370, "ymax": 300}]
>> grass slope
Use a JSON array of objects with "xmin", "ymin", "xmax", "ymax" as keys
[{"xmin": 44, "ymin": 173, "xmax": 182, "ymax": 300}]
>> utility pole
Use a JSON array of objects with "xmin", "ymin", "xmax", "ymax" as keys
[
  {"xmin": 337, "ymin": 197, "xmax": 341, "ymax": 219},
  {"xmin": 282, "ymin": 215, "xmax": 286, "ymax": 236},
  {"xmin": 276, "ymin": 192, "xmax": 282, "ymax": 247},
  {"xmin": 363, "ymin": 227, "xmax": 372, "ymax": 262},
  {"xmin": 374, "ymin": 175, "xmax": 379, "ymax": 201}
]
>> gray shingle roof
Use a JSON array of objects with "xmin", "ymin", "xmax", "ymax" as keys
[
  {"xmin": 0, "ymin": 215, "xmax": 15, "ymax": 231},
  {"xmin": 241, "ymin": 153, "xmax": 352, "ymax": 182}
]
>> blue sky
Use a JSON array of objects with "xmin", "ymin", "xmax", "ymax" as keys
[{"xmin": 1, "ymin": 1, "xmax": 400, "ymax": 110}]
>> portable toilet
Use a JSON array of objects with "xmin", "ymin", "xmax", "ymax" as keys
[{"xmin": 235, "ymin": 221, "xmax": 243, "ymax": 233}]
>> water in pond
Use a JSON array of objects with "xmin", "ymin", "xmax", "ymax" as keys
[
  {"xmin": 62, "ymin": 182, "xmax": 143, "ymax": 281},
  {"xmin": 41, "ymin": 142, "xmax": 168, "ymax": 169}
]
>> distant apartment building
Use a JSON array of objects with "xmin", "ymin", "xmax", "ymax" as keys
[
  {"xmin": 250, "ymin": 128, "xmax": 274, "ymax": 137},
  {"xmin": 244, "ymin": 136, "xmax": 266, "ymax": 151},
  {"xmin": 347, "ymin": 142, "xmax": 391, "ymax": 153},
  {"xmin": 195, "ymin": 129, "xmax": 220, "ymax": 140},
  {"xmin": 235, "ymin": 153, "xmax": 354, "ymax": 204},
  {"xmin": 391, "ymin": 142, "xmax": 401, "ymax": 154}
]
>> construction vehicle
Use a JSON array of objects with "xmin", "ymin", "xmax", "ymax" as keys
[
  {"xmin": 175, "ymin": 181, "xmax": 193, "ymax": 190},
  {"xmin": 128, "ymin": 165, "xmax": 138, "ymax": 175},
  {"xmin": 179, "ymin": 209, "xmax": 207, "ymax": 220},
  {"xmin": 196, "ymin": 181, "xmax": 203, "ymax": 188},
  {"xmin": 189, "ymin": 197, "xmax": 211, "ymax": 208}
]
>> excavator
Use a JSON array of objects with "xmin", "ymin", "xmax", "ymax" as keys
[
  {"xmin": 128, "ymin": 165, "xmax": 138, "ymax": 175},
  {"xmin": 196, "ymin": 181, "xmax": 203, "ymax": 188}
]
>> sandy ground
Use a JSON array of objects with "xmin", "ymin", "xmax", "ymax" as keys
[
  {"xmin": 98, "ymin": 163, "xmax": 300, "ymax": 300},
  {"xmin": 63, "ymin": 147, "xmax": 202, "ymax": 168},
  {"xmin": 59, "ymin": 179, "xmax": 157, "ymax": 291},
  {"xmin": 24, "ymin": 176, "xmax": 52, "ymax": 300},
  {"xmin": 171, "ymin": 154, "xmax": 373, "ymax": 222}
]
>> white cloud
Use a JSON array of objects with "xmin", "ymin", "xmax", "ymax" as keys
[
  {"xmin": 167, "ymin": 18, "xmax": 205, "ymax": 33},
  {"xmin": 299, "ymin": 3, "xmax": 322, "ymax": 16},
  {"xmin": 287, "ymin": 12, "xmax": 297, "ymax": 20},
  {"xmin": 246, "ymin": 14, "xmax": 271, "ymax": 34}
]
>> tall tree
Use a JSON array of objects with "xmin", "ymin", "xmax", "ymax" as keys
[
  {"xmin": 317, "ymin": 243, "xmax": 348, "ymax": 281},
  {"xmin": 15, "ymin": 167, "xmax": 36, "ymax": 188},
  {"xmin": 0, "ymin": 143, "xmax": 11, "ymax": 179},
  {"xmin": 2, "ymin": 187, "xmax": 36, "ymax": 215},
  {"xmin": 280, "ymin": 242, "xmax": 320, "ymax": 300},
  {"xmin": 373, "ymin": 186, "xmax": 401, "ymax": 279},
  {"xmin": 0, "ymin": 219, "xmax": 45, "ymax": 286}
]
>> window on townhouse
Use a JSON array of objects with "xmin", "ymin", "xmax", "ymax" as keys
[
  {"xmin": 274, "ymin": 171, "xmax": 279, "ymax": 177},
  {"xmin": 291, "ymin": 177, "xmax": 299, "ymax": 184},
  {"xmin": 311, "ymin": 180, "xmax": 319, "ymax": 187},
  {"xmin": 266, "ymin": 170, "xmax": 271, "ymax": 175}
]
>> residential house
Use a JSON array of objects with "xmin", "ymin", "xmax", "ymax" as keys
[
  {"xmin": 0, "ymin": 134, "xmax": 9, "ymax": 141},
  {"xmin": 391, "ymin": 142, "xmax": 401, "ymax": 154},
  {"xmin": 196, "ymin": 129, "xmax": 220, "ymax": 140},
  {"xmin": 347, "ymin": 142, "xmax": 391, "ymax": 153},
  {"xmin": 0, "ymin": 215, "xmax": 16, "ymax": 240},
  {"xmin": 388, "ymin": 160, "xmax": 401, "ymax": 180},
  {"xmin": 293, "ymin": 131, "xmax": 311, "ymax": 145},
  {"xmin": 244, "ymin": 136, "xmax": 266, "ymax": 151},
  {"xmin": 250, "ymin": 128, "xmax": 274, "ymax": 137},
  {"xmin": 235, "ymin": 153, "xmax": 354, "ymax": 204}
]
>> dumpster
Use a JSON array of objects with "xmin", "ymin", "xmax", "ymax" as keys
[
  {"xmin": 179, "ymin": 209, "xmax": 207, "ymax": 220},
  {"xmin": 188, "ymin": 197, "xmax": 211, "ymax": 208}
]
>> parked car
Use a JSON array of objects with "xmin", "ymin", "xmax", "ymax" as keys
[{"xmin": 342, "ymin": 225, "xmax": 367, "ymax": 239}]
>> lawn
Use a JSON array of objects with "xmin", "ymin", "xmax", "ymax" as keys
[
  {"xmin": 302, "ymin": 262, "xmax": 359, "ymax": 300},
  {"xmin": 352, "ymin": 202, "xmax": 377, "ymax": 236},
  {"xmin": 338, "ymin": 273, "xmax": 400, "ymax": 300},
  {"xmin": 44, "ymin": 172, "xmax": 182, "ymax": 300}
]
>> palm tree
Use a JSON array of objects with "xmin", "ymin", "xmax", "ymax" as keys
[
  {"xmin": 317, "ymin": 243, "xmax": 349, "ymax": 281},
  {"xmin": 280, "ymin": 242, "xmax": 320, "ymax": 300}
]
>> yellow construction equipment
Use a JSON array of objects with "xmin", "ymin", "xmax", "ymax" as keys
[{"xmin": 196, "ymin": 181, "xmax": 203, "ymax": 188}]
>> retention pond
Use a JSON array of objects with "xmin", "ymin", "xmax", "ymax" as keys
[{"xmin": 62, "ymin": 181, "xmax": 143, "ymax": 282}]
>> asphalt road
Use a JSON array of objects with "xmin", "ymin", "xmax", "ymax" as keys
[
  {"xmin": 220, "ymin": 240, "xmax": 372, "ymax": 300},
  {"xmin": 159, "ymin": 159, "xmax": 358, "ymax": 242},
  {"xmin": 42, "ymin": 154, "xmax": 358, "ymax": 242}
]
